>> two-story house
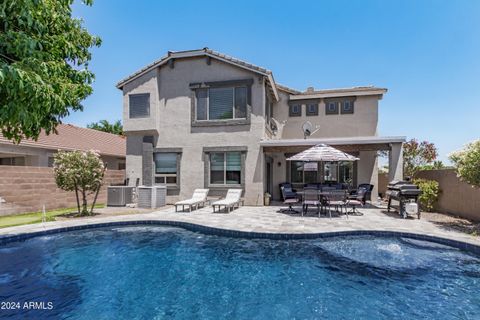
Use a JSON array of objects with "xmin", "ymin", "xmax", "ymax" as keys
[{"xmin": 117, "ymin": 48, "xmax": 404, "ymax": 205}]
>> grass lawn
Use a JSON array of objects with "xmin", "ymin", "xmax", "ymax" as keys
[{"xmin": 0, "ymin": 204, "xmax": 105, "ymax": 229}]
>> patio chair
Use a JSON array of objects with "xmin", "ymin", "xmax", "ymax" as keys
[
  {"xmin": 174, "ymin": 189, "xmax": 209, "ymax": 212},
  {"xmin": 323, "ymin": 190, "xmax": 347, "ymax": 218},
  {"xmin": 212, "ymin": 189, "xmax": 244, "ymax": 213},
  {"xmin": 346, "ymin": 188, "xmax": 366, "ymax": 215},
  {"xmin": 349, "ymin": 184, "xmax": 373, "ymax": 204},
  {"xmin": 279, "ymin": 182, "xmax": 297, "ymax": 201},
  {"xmin": 302, "ymin": 188, "xmax": 321, "ymax": 217},
  {"xmin": 280, "ymin": 185, "xmax": 300, "ymax": 214}
]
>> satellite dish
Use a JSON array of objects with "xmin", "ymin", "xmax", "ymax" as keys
[{"xmin": 302, "ymin": 121, "xmax": 320, "ymax": 139}]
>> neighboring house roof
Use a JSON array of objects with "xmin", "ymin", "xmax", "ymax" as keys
[
  {"xmin": 116, "ymin": 47, "xmax": 280, "ymax": 101},
  {"xmin": 0, "ymin": 124, "xmax": 126, "ymax": 157}
]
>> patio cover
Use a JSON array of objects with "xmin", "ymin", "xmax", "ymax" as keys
[{"xmin": 286, "ymin": 144, "xmax": 359, "ymax": 162}]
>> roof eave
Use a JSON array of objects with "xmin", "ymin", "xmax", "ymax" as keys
[
  {"xmin": 289, "ymin": 89, "xmax": 388, "ymax": 100},
  {"xmin": 116, "ymin": 50, "xmax": 275, "ymax": 90},
  {"xmin": 259, "ymin": 136, "xmax": 406, "ymax": 147}
]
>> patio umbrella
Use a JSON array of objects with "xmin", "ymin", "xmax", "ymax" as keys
[{"xmin": 286, "ymin": 144, "xmax": 359, "ymax": 162}]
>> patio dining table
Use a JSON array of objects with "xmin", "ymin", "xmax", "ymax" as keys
[
  {"xmin": 296, "ymin": 189, "xmax": 347, "ymax": 199},
  {"xmin": 296, "ymin": 189, "xmax": 350, "ymax": 217}
]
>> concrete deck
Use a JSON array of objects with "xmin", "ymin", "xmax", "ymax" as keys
[{"xmin": 0, "ymin": 204, "xmax": 479, "ymax": 246}]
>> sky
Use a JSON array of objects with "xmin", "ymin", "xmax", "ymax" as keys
[{"xmin": 69, "ymin": 0, "xmax": 480, "ymax": 163}]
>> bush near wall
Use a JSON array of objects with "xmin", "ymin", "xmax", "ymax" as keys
[
  {"xmin": 416, "ymin": 169, "xmax": 480, "ymax": 221},
  {"xmin": 413, "ymin": 178, "xmax": 440, "ymax": 212}
]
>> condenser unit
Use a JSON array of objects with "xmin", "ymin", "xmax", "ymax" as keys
[
  {"xmin": 137, "ymin": 186, "xmax": 166, "ymax": 209},
  {"xmin": 107, "ymin": 186, "xmax": 135, "ymax": 206}
]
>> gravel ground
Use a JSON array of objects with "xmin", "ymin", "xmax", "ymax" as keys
[
  {"xmin": 376, "ymin": 201, "xmax": 480, "ymax": 237},
  {"xmin": 421, "ymin": 210, "xmax": 480, "ymax": 236}
]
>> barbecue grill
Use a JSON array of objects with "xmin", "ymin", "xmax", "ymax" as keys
[{"xmin": 386, "ymin": 180, "xmax": 422, "ymax": 219}]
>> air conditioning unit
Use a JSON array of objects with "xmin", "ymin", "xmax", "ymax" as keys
[
  {"xmin": 137, "ymin": 186, "xmax": 166, "ymax": 209},
  {"xmin": 107, "ymin": 186, "xmax": 135, "ymax": 206}
]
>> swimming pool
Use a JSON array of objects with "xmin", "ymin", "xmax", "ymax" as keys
[{"xmin": 1, "ymin": 225, "xmax": 479, "ymax": 319}]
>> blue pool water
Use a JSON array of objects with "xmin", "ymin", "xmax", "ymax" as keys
[{"xmin": 1, "ymin": 226, "xmax": 480, "ymax": 319}]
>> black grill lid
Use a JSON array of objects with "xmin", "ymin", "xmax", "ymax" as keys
[{"xmin": 387, "ymin": 180, "xmax": 421, "ymax": 191}]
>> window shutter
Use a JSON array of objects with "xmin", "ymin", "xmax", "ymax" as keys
[
  {"xmin": 209, "ymin": 88, "xmax": 234, "ymax": 120},
  {"xmin": 129, "ymin": 94, "xmax": 150, "ymax": 118}
]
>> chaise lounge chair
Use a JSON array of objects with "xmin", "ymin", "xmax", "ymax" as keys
[
  {"xmin": 175, "ymin": 189, "xmax": 209, "ymax": 212},
  {"xmin": 212, "ymin": 189, "xmax": 243, "ymax": 213}
]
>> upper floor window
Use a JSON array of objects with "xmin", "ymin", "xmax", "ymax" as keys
[
  {"xmin": 325, "ymin": 101, "xmax": 339, "ymax": 115},
  {"xmin": 154, "ymin": 152, "xmax": 178, "ymax": 185},
  {"xmin": 341, "ymin": 100, "xmax": 354, "ymax": 114},
  {"xmin": 306, "ymin": 103, "xmax": 318, "ymax": 116},
  {"xmin": 129, "ymin": 93, "xmax": 150, "ymax": 118},
  {"xmin": 196, "ymin": 86, "xmax": 247, "ymax": 121},
  {"xmin": 325, "ymin": 98, "xmax": 355, "ymax": 115},
  {"xmin": 289, "ymin": 104, "xmax": 301, "ymax": 117}
]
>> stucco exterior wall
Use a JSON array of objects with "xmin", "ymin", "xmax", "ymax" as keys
[
  {"xmin": 123, "ymin": 57, "xmax": 267, "ymax": 205},
  {"xmin": 122, "ymin": 69, "xmax": 159, "ymax": 133},
  {"xmin": 273, "ymin": 90, "xmax": 379, "ymax": 139},
  {"xmin": 0, "ymin": 144, "xmax": 52, "ymax": 166}
]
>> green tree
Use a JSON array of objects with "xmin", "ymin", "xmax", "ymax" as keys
[
  {"xmin": 87, "ymin": 120, "xmax": 123, "ymax": 135},
  {"xmin": 53, "ymin": 150, "xmax": 105, "ymax": 215},
  {"xmin": 0, "ymin": 0, "xmax": 101, "ymax": 143},
  {"xmin": 403, "ymin": 139, "xmax": 438, "ymax": 178},
  {"xmin": 449, "ymin": 140, "xmax": 480, "ymax": 188}
]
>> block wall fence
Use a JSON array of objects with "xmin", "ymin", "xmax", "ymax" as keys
[{"xmin": 0, "ymin": 166, "xmax": 125, "ymax": 214}]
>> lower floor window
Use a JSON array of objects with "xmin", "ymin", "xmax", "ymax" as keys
[
  {"xmin": 154, "ymin": 153, "xmax": 178, "ymax": 185},
  {"xmin": 210, "ymin": 152, "xmax": 241, "ymax": 185}
]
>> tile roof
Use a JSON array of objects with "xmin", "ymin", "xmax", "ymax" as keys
[
  {"xmin": 0, "ymin": 124, "xmax": 126, "ymax": 157},
  {"xmin": 276, "ymin": 83, "xmax": 301, "ymax": 94},
  {"xmin": 116, "ymin": 47, "xmax": 272, "ymax": 89},
  {"xmin": 116, "ymin": 47, "xmax": 280, "ymax": 101}
]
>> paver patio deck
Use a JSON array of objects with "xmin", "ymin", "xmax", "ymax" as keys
[{"xmin": 0, "ymin": 203, "xmax": 479, "ymax": 247}]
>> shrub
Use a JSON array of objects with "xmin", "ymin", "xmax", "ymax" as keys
[
  {"xmin": 449, "ymin": 140, "xmax": 480, "ymax": 188},
  {"xmin": 53, "ymin": 150, "xmax": 106, "ymax": 215},
  {"xmin": 413, "ymin": 179, "xmax": 440, "ymax": 212}
]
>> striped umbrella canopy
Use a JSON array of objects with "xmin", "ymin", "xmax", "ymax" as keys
[{"xmin": 286, "ymin": 144, "xmax": 359, "ymax": 162}]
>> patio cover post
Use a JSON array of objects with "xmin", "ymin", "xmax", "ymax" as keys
[{"xmin": 388, "ymin": 143, "xmax": 403, "ymax": 181}]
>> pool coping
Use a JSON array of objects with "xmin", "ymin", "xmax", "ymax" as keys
[{"xmin": 1, "ymin": 219, "xmax": 480, "ymax": 255}]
